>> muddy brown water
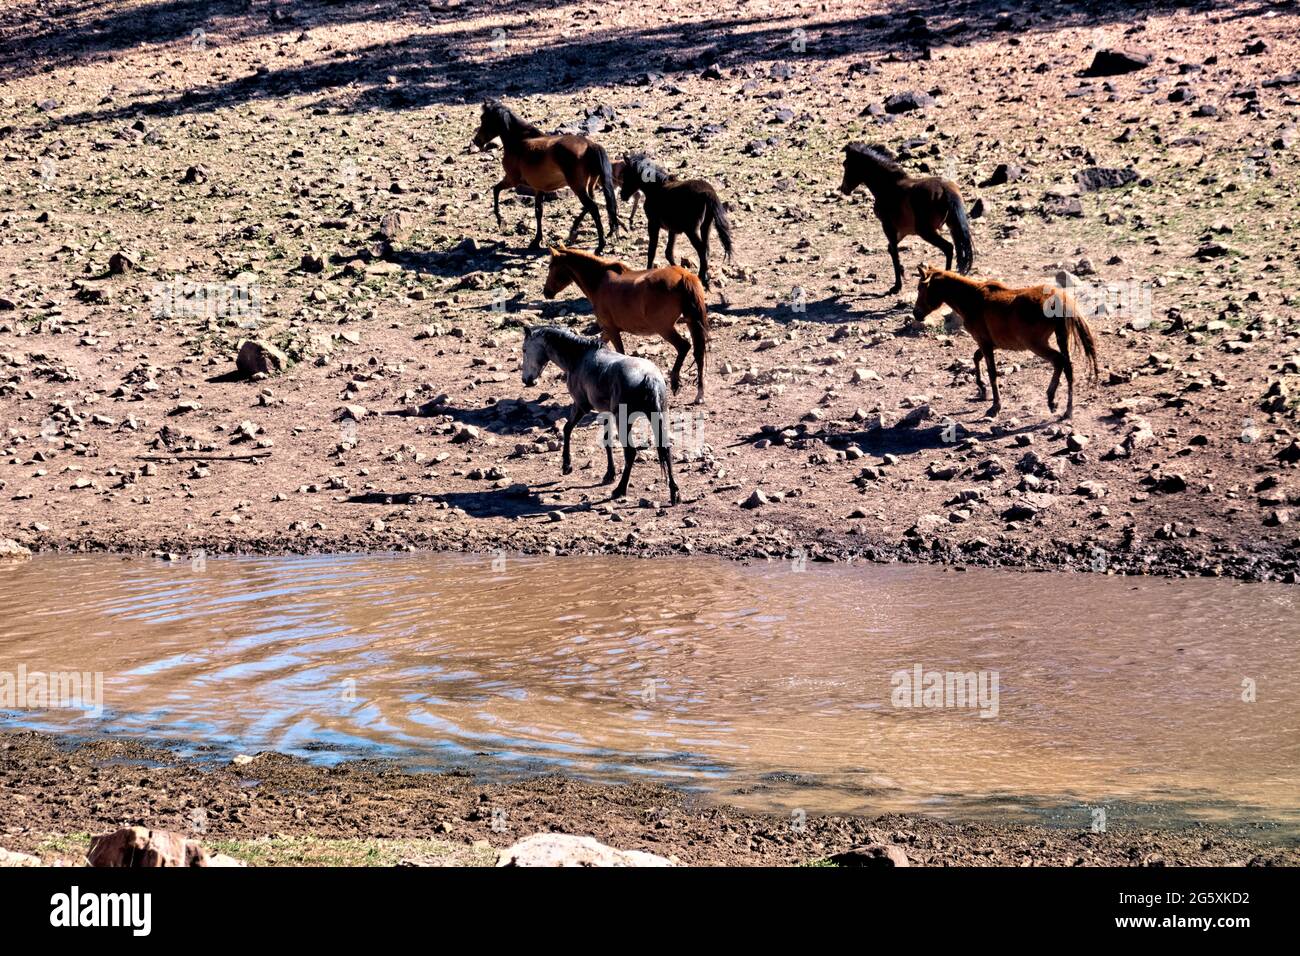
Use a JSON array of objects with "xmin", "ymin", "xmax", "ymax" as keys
[{"xmin": 1, "ymin": 553, "xmax": 1297, "ymax": 831}]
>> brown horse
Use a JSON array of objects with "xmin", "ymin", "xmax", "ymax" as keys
[
  {"xmin": 471, "ymin": 101, "xmax": 619, "ymax": 253},
  {"xmin": 912, "ymin": 265, "xmax": 1099, "ymax": 419},
  {"xmin": 840, "ymin": 143, "xmax": 973, "ymax": 293},
  {"xmin": 542, "ymin": 246, "xmax": 710, "ymax": 404},
  {"xmin": 620, "ymin": 152, "xmax": 734, "ymax": 290}
]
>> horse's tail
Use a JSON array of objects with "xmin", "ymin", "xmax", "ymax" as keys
[
  {"xmin": 649, "ymin": 379, "xmax": 679, "ymax": 504},
  {"xmin": 705, "ymin": 193, "xmax": 734, "ymax": 261},
  {"xmin": 1066, "ymin": 309, "xmax": 1100, "ymax": 381},
  {"xmin": 681, "ymin": 273, "xmax": 710, "ymax": 336},
  {"xmin": 946, "ymin": 188, "xmax": 974, "ymax": 274},
  {"xmin": 591, "ymin": 143, "xmax": 619, "ymax": 236}
]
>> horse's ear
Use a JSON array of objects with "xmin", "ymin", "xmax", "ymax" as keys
[{"xmin": 548, "ymin": 246, "xmax": 559, "ymax": 257}]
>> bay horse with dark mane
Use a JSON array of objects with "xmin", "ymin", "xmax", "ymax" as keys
[
  {"xmin": 912, "ymin": 264, "xmax": 1099, "ymax": 419},
  {"xmin": 542, "ymin": 246, "xmax": 710, "ymax": 404},
  {"xmin": 840, "ymin": 143, "xmax": 974, "ymax": 293},
  {"xmin": 471, "ymin": 101, "xmax": 619, "ymax": 253},
  {"xmin": 620, "ymin": 152, "xmax": 734, "ymax": 290}
]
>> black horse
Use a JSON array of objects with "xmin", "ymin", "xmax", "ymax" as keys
[
  {"xmin": 839, "ymin": 143, "xmax": 974, "ymax": 294},
  {"xmin": 620, "ymin": 152, "xmax": 733, "ymax": 289}
]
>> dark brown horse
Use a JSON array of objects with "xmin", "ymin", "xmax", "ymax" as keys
[
  {"xmin": 840, "ymin": 143, "xmax": 973, "ymax": 293},
  {"xmin": 471, "ymin": 101, "xmax": 619, "ymax": 253},
  {"xmin": 620, "ymin": 152, "xmax": 734, "ymax": 290},
  {"xmin": 542, "ymin": 246, "xmax": 710, "ymax": 404},
  {"xmin": 912, "ymin": 264, "xmax": 1099, "ymax": 419}
]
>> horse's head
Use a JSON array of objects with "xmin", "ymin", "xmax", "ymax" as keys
[
  {"xmin": 620, "ymin": 152, "xmax": 666, "ymax": 201},
  {"xmin": 841, "ymin": 142, "xmax": 899, "ymax": 194},
  {"xmin": 839, "ymin": 143, "xmax": 864, "ymax": 194},
  {"xmin": 520, "ymin": 325, "xmax": 549, "ymax": 387},
  {"xmin": 913, "ymin": 263, "xmax": 946, "ymax": 324},
  {"xmin": 542, "ymin": 247, "xmax": 574, "ymax": 300},
  {"xmin": 471, "ymin": 101, "xmax": 506, "ymax": 150}
]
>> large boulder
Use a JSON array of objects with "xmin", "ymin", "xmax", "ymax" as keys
[
  {"xmin": 236, "ymin": 339, "xmax": 288, "ymax": 377},
  {"xmin": 0, "ymin": 539, "xmax": 31, "ymax": 560},
  {"xmin": 87, "ymin": 826, "xmax": 243, "ymax": 867},
  {"xmin": 829, "ymin": 843, "xmax": 911, "ymax": 867},
  {"xmin": 0, "ymin": 847, "xmax": 42, "ymax": 866},
  {"xmin": 496, "ymin": 834, "xmax": 675, "ymax": 867},
  {"xmin": 1083, "ymin": 48, "xmax": 1152, "ymax": 76}
]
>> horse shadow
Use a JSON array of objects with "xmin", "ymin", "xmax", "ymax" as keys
[
  {"xmin": 347, "ymin": 488, "xmax": 553, "ymax": 520},
  {"xmin": 722, "ymin": 295, "xmax": 898, "ymax": 326},
  {"xmin": 432, "ymin": 397, "xmax": 568, "ymax": 436}
]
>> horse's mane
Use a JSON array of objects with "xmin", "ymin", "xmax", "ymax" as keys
[
  {"xmin": 483, "ymin": 99, "xmax": 545, "ymax": 139},
  {"xmin": 556, "ymin": 247, "xmax": 628, "ymax": 273},
  {"xmin": 531, "ymin": 324, "xmax": 601, "ymax": 349},
  {"xmin": 845, "ymin": 142, "xmax": 907, "ymax": 176},
  {"xmin": 624, "ymin": 151, "xmax": 673, "ymax": 184}
]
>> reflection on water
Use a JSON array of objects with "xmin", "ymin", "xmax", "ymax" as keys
[{"xmin": 1, "ymin": 553, "xmax": 1297, "ymax": 829}]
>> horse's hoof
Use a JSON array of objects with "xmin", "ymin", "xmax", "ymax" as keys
[
  {"xmin": 601, "ymin": 473, "xmax": 616, "ymax": 485},
  {"xmin": 984, "ymin": 406, "xmax": 1001, "ymax": 419},
  {"xmin": 886, "ymin": 284, "xmax": 902, "ymax": 295},
  {"xmin": 562, "ymin": 465, "xmax": 573, "ymax": 476},
  {"xmin": 611, "ymin": 488, "xmax": 628, "ymax": 500}
]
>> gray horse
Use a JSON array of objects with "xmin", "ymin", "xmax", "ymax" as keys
[{"xmin": 520, "ymin": 325, "xmax": 680, "ymax": 505}]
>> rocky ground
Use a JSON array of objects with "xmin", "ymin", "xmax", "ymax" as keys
[
  {"xmin": 3, "ymin": 732, "xmax": 1296, "ymax": 866},
  {"xmin": 1, "ymin": 0, "xmax": 1300, "ymax": 580}
]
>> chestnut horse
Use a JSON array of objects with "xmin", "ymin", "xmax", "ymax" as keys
[
  {"xmin": 471, "ymin": 101, "xmax": 619, "ymax": 253},
  {"xmin": 840, "ymin": 143, "xmax": 973, "ymax": 293},
  {"xmin": 912, "ymin": 265, "xmax": 1099, "ymax": 419},
  {"xmin": 620, "ymin": 152, "xmax": 734, "ymax": 290},
  {"xmin": 542, "ymin": 246, "xmax": 710, "ymax": 404}
]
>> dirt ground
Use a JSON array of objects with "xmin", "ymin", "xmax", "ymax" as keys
[
  {"xmin": 0, "ymin": 0, "xmax": 1298, "ymax": 580},
  {"xmin": 2, "ymin": 732, "xmax": 1296, "ymax": 866}
]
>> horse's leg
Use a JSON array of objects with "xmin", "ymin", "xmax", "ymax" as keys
[
  {"xmin": 664, "ymin": 231, "xmax": 678, "ymax": 266},
  {"xmin": 569, "ymin": 170, "xmax": 606, "ymax": 253},
  {"xmin": 601, "ymin": 437, "xmax": 616, "ymax": 484},
  {"xmin": 585, "ymin": 190, "xmax": 607, "ymax": 254},
  {"xmin": 566, "ymin": 206, "xmax": 588, "ymax": 245},
  {"xmin": 983, "ymin": 346, "xmax": 1001, "ymax": 418},
  {"xmin": 920, "ymin": 227, "xmax": 954, "ymax": 272},
  {"xmin": 646, "ymin": 218, "xmax": 661, "ymax": 270},
  {"xmin": 659, "ymin": 445, "xmax": 680, "ymax": 505},
  {"xmin": 972, "ymin": 347, "xmax": 987, "ymax": 400},
  {"xmin": 1030, "ymin": 342, "xmax": 1065, "ymax": 416},
  {"xmin": 687, "ymin": 227, "xmax": 709, "ymax": 290},
  {"xmin": 1053, "ymin": 322, "xmax": 1076, "ymax": 419},
  {"xmin": 687, "ymin": 316, "xmax": 707, "ymax": 405},
  {"xmin": 529, "ymin": 192, "xmax": 545, "ymax": 249},
  {"xmin": 664, "ymin": 328, "xmax": 690, "ymax": 395},
  {"xmin": 882, "ymin": 223, "xmax": 904, "ymax": 294},
  {"xmin": 492, "ymin": 179, "xmax": 507, "ymax": 231},
  {"xmin": 561, "ymin": 399, "xmax": 590, "ymax": 475},
  {"xmin": 608, "ymin": 328, "xmax": 626, "ymax": 353},
  {"xmin": 612, "ymin": 443, "xmax": 637, "ymax": 500},
  {"xmin": 697, "ymin": 218, "xmax": 714, "ymax": 289}
]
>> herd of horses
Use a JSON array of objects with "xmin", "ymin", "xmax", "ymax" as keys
[{"xmin": 469, "ymin": 101, "xmax": 1101, "ymax": 504}]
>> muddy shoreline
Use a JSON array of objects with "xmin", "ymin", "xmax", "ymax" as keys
[
  {"xmin": 14, "ymin": 524, "xmax": 1300, "ymax": 585},
  {"xmin": 1, "ymin": 732, "xmax": 1296, "ymax": 867}
]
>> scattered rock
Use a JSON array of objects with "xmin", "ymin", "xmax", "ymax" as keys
[
  {"xmin": 829, "ymin": 843, "xmax": 910, "ymax": 868},
  {"xmin": 1083, "ymin": 48, "xmax": 1152, "ymax": 76},
  {"xmin": 236, "ymin": 339, "xmax": 288, "ymax": 377},
  {"xmin": 496, "ymin": 833, "xmax": 674, "ymax": 867}
]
